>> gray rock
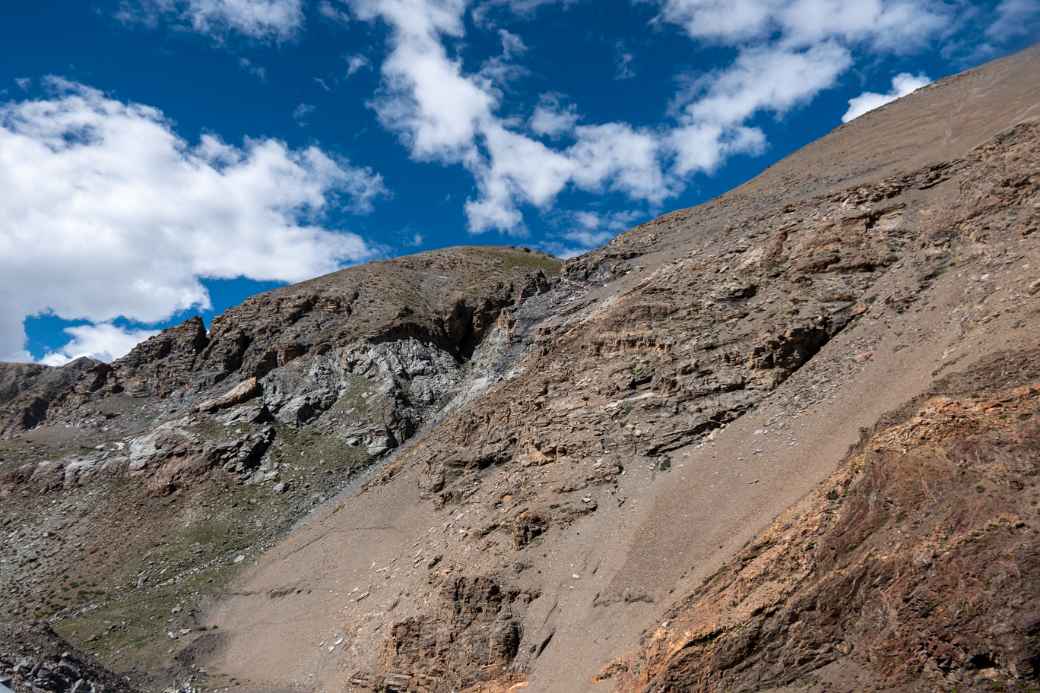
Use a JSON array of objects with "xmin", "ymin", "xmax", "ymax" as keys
[{"xmin": 196, "ymin": 377, "xmax": 260, "ymax": 413}]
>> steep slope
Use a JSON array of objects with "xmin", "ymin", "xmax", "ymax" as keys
[
  {"xmin": 197, "ymin": 45, "xmax": 1040, "ymax": 692},
  {"xmin": 609, "ymin": 348, "xmax": 1040, "ymax": 691},
  {"xmin": 0, "ymin": 246, "xmax": 559, "ymax": 686}
]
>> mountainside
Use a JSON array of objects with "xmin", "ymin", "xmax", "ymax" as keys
[
  {"xmin": 2, "ymin": 46, "xmax": 1039, "ymax": 693},
  {"xmin": 0, "ymin": 246, "xmax": 559, "ymax": 688}
]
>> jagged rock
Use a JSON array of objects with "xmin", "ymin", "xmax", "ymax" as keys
[
  {"xmin": 373, "ymin": 576, "xmax": 536, "ymax": 691},
  {"xmin": 613, "ymin": 350, "xmax": 1040, "ymax": 691},
  {"xmin": 116, "ymin": 317, "xmax": 208, "ymax": 397},
  {"xmin": 0, "ymin": 622, "xmax": 138, "ymax": 692},
  {"xmin": 195, "ymin": 377, "xmax": 260, "ymax": 413},
  {"xmin": 125, "ymin": 417, "xmax": 274, "ymax": 493}
]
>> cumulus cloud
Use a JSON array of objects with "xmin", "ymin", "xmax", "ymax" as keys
[
  {"xmin": 341, "ymin": 0, "xmax": 677, "ymax": 233},
  {"xmin": 655, "ymin": 0, "xmax": 951, "ymax": 51},
  {"xmin": 842, "ymin": 72, "xmax": 931, "ymax": 122},
  {"xmin": 669, "ymin": 123, "xmax": 766, "ymax": 175},
  {"xmin": 119, "ymin": 0, "xmax": 304, "ymax": 40},
  {"xmin": 39, "ymin": 323, "xmax": 162, "ymax": 366},
  {"xmin": 684, "ymin": 42, "xmax": 853, "ymax": 125},
  {"xmin": 529, "ymin": 94, "xmax": 579, "ymax": 137},
  {"xmin": 0, "ymin": 78, "xmax": 384, "ymax": 361}
]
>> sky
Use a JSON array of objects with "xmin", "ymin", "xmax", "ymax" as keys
[{"xmin": 1, "ymin": 0, "xmax": 1037, "ymax": 365}]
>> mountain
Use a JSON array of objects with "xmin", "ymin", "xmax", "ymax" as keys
[{"xmin": 2, "ymin": 45, "xmax": 1039, "ymax": 693}]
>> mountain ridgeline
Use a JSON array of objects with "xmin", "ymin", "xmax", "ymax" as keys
[{"xmin": 2, "ymin": 46, "xmax": 1040, "ymax": 693}]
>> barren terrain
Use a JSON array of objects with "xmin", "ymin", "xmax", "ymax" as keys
[{"xmin": 2, "ymin": 46, "xmax": 1039, "ymax": 693}]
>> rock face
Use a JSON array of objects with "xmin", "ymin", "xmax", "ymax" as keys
[
  {"xmin": 360, "ymin": 576, "xmax": 536, "ymax": 691},
  {"xmin": 610, "ymin": 349, "xmax": 1040, "ymax": 691},
  {"xmin": 1, "ymin": 47, "xmax": 1039, "ymax": 693}
]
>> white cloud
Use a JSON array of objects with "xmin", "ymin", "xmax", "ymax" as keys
[
  {"xmin": 318, "ymin": 0, "xmax": 352, "ymax": 23},
  {"xmin": 683, "ymin": 42, "xmax": 853, "ymax": 126},
  {"xmin": 479, "ymin": 29, "xmax": 531, "ymax": 86},
  {"xmin": 120, "ymin": 0, "xmax": 304, "ymax": 40},
  {"xmin": 39, "ymin": 323, "xmax": 161, "ymax": 367},
  {"xmin": 341, "ymin": 0, "xmax": 674, "ymax": 233},
  {"xmin": 0, "ymin": 78, "xmax": 384, "ymax": 361},
  {"xmin": 353, "ymin": 0, "xmax": 491, "ymax": 162},
  {"xmin": 14, "ymin": 78, "xmax": 30, "ymax": 91},
  {"xmin": 569, "ymin": 123, "xmax": 672, "ymax": 202},
  {"xmin": 655, "ymin": 0, "xmax": 951, "ymax": 51},
  {"xmin": 669, "ymin": 123, "xmax": 766, "ymax": 175},
  {"xmin": 529, "ymin": 94, "xmax": 579, "ymax": 137},
  {"xmin": 239, "ymin": 57, "xmax": 267, "ymax": 79},
  {"xmin": 842, "ymin": 72, "xmax": 930, "ymax": 122},
  {"xmin": 471, "ymin": 0, "xmax": 577, "ymax": 26},
  {"xmin": 498, "ymin": 28, "xmax": 527, "ymax": 57},
  {"xmin": 346, "ymin": 53, "xmax": 371, "ymax": 75},
  {"xmin": 648, "ymin": 3, "xmax": 951, "ymax": 178},
  {"xmin": 666, "ymin": 42, "xmax": 848, "ymax": 173},
  {"xmin": 986, "ymin": 0, "xmax": 1040, "ymax": 40}
]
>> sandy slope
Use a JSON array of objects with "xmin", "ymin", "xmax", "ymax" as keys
[{"xmin": 201, "ymin": 46, "xmax": 1040, "ymax": 692}]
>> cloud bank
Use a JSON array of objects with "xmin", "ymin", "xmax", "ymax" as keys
[
  {"xmin": 0, "ymin": 78, "xmax": 383, "ymax": 361},
  {"xmin": 332, "ymin": 0, "xmax": 954, "ymax": 235},
  {"xmin": 39, "ymin": 323, "xmax": 162, "ymax": 366}
]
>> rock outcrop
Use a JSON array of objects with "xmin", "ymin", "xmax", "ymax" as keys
[{"xmin": 196, "ymin": 46, "xmax": 1040, "ymax": 693}]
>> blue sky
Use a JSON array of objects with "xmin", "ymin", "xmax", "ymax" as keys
[{"xmin": 1, "ymin": 0, "xmax": 1037, "ymax": 364}]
